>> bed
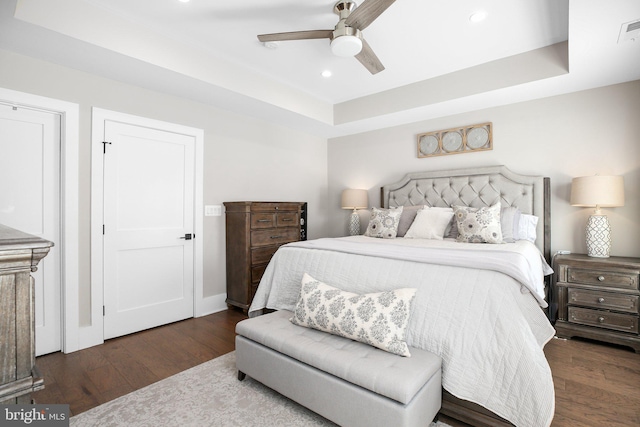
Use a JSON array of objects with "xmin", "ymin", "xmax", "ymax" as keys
[{"xmin": 249, "ymin": 165, "xmax": 555, "ymax": 427}]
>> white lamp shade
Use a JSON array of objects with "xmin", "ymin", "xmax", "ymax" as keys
[
  {"xmin": 341, "ymin": 189, "xmax": 368, "ymax": 209},
  {"xmin": 570, "ymin": 175, "xmax": 625, "ymax": 208},
  {"xmin": 331, "ymin": 35, "xmax": 363, "ymax": 57}
]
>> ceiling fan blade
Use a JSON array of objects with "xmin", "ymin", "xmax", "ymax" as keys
[
  {"xmin": 257, "ymin": 30, "xmax": 333, "ymax": 43},
  {"xmin": 355, "ymin": 38, "xmax": 385, "ymax": 74},
  {"xmin": 345, "ymin": 0, "xmax": 397, "ymax": 31}
]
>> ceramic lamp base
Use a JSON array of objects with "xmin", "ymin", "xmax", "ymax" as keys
[
  {"xmin": 586, "ymin": 214, "xmax": 611, "ymax": 258},
  {"xmin": 348, "ymin": 210, "xmax": 360, "ymax": 236}
]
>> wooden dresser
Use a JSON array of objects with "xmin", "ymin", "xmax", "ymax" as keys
[
  {"xmin": 224, "ymin": 202, "xmax": 303, "ymax": 311},
  {"xmin": 553, "ymin": 253, "xmax": 640, "ymax": 353},
  {"xmin": 0, "ymin": 224, "xmax": 53, "ymax": 404}
]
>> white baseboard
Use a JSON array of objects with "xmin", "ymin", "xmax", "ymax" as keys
[
  {"xmin": 196, "ymin": 292, "xmax": 229, "ymax": 317},
  {"xmin": 75, "ymin": 324, "xmax": 104, "ymax": 353},
  {"xmin": 67, "ymin": 292, "xmax": 229, "ymax": 353}
]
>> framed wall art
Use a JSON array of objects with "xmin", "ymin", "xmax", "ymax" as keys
[{"xmin": 417, "ymin": 122, "xmax": 492, "ymax": 158}]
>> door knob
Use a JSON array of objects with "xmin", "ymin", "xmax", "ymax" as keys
[{"xmin": 179, "ymin": 233, "xmax": 193, "ymax": 240}]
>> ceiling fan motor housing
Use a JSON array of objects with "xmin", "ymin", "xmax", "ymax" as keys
[
  {"xmin": 331, "ymin": 1, "xmax": 363, "ymax": 57},
  {"xmin": 333, "ymin": 0, "xmax": 357, "ymax": 17}
]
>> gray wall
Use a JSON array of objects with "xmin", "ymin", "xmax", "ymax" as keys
[
  {"xmin": 328, "ymin": 81, "xmax": 640, "ymax": 258},
  {"xmin": 2, "ymin": 45, "xmax": 639, "ymax": 329},
  {"xmin": 0, "ymin": 49, "xmax": 329, "ymax": 325}
]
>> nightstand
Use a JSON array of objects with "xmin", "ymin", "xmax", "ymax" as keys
[{"xmin": 553, "ymin": 254, "xmax": 640, "ymax": 353}]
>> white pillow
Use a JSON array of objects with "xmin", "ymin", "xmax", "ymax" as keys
[
  {"xmin": 500, "ymin": 206, "xmax": 521, "ymax": 243},
  {"xmin": 290, "ymin": 273, "xmax": 417, "ymax": 357},
  {"xmin": 396, "ymin": 205, "xmax": 424, "ymax": 237},
  {"xmin": 404, "ymin": 207, "xmax": 454, "ymax": 240},
  {"xmin": 517, "ymin": 214, "xmax": 538, "ymax": 243}
]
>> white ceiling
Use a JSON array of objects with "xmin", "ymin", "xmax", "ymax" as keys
[
  {"xmin": 81, "ymin": 0, "xmax": 569, "ymax": 103},
  {"xmin": 1, "ymin": 0, "xmax": 639, "ymax": 137}
]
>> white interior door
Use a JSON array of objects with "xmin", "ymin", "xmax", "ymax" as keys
[
  {"xmin": 102, "ymin": 120, "xmax": 195, "ymax": 340},
  {"xmin": 0, "ymin": 104, "xmax": 61, "ymax": 356}
]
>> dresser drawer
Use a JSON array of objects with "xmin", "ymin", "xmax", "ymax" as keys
[
  {"xmin": 276, "ymin": 212, "xmax": 299, "ymax": 227},
  {"xmin": 567, "ymin": 268, "xmax": 639, "ymax": 290},
  {"xmin": 251, "ymin": 203, "xmax": 300, "ymax": 212},
  {"xmin": 251, "ymin": 228, "xmax": 299, "ymax": 247},
  {"xmin": 252, "ymin": 246, "xmax": 279, "ymax": 265},
  {"xmin": 568, "ymin": 307, "xmax": 639, "ymax": 334},
  {"xmin": 251, "ymin": 213, "xmax": 276, "ymax": 229},
  {"xmin": 251, "ymin": 264, "xmax": 267, "ymax": 284},
  {"xmin": 568, "ymin": 288, "xmax": 639, "ymax": 314}
]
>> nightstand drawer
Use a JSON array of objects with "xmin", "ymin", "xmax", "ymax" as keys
[
  {"xmin": 568, "ymin": 307, "xmax": 639, "ymax": 334},
  {"xmin": 568, "ymin": 288, "xmax": 639, "ymax": 314},
  {"xmin": 567, "ymin": 268, "xmax": 639, "ymax": 290}
]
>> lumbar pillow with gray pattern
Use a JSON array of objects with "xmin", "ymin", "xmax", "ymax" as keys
[{"xmin": 290, "ymin": 273, "xmax": 417, "ymax": 357}]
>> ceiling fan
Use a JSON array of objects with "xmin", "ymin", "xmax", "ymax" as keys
[{"xmin": 257, "ymin": 0, "xmax": 397, "ymax": 75}]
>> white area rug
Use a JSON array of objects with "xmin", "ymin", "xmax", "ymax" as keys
[{"xmin": 71, "ymin": 351, "xmax": 449, "ymax": 427}]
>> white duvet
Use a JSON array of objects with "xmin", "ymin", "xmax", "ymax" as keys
[{"xmin": 249, "ymin": 236, "xmax": 556, "ymax": 427}]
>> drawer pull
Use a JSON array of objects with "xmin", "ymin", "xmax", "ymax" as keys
[
  {"xmin": 257, "ymin": 219, "xmax": 271, "ymax": 223},
  {"xmin": 597, "ymin": 297, "xmax": 605, "ymax": 303},
  {"xmin": 598, "ymin": 316, "xmax": 605, "ymax": 323},
  {"xmin": 270, "ymin": 235, "xmax": 283, "ymax": 239},
  {"xmin": 281, "ymin": 218, "xmax": 293, "ymax": 222},
  {"xmin": 598, "ymin": 276, "xmax": 605, "ymax": 281}
]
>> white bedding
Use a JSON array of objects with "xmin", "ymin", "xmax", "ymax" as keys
[
  {"xmin": 249, "ymin": 236, "xmax": 556, "ymax": 427},
  {"xmin": 288, "ymin": 236, "xmax": 552, "ymax": 306}
]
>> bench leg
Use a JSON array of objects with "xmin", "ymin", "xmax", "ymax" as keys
[{"xmin": 238, "ymin": 371, "xmax": 246, "ymax": 381}]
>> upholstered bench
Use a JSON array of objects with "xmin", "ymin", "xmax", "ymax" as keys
[{"xmin": 235, "ymin": 310, "xmax": 442, "ymax": 427}]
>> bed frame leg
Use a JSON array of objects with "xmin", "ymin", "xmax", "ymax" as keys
[{"xmin": 238, "ymin": 371, "xmax": 246, "ymax": 381}]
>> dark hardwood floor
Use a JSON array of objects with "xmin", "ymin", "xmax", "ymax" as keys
[
  {"xmin": 32, "ymin": 309, "xmax": 247, "ymax": 416},
  {"xmin": 33, "ymin": 310, "xmax": 640, "ymax": 426}
]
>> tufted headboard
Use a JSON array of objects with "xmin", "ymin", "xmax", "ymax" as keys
[{"xmin": 381, "ymin": 165, "xmax": 550, "ymax": 262}]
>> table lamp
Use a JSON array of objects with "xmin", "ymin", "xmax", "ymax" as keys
[
  {"xmin": 570, "ymin": 175, "xmax": 625, "ymax": 257},
  {"xmin": 341, "ymin": 189, "xmax": 368, "ymax": 236}
]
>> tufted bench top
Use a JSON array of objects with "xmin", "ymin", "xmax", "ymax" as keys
[{"xmin": 236, "ymin": 310, "xmax": 441, "ymax": 405}]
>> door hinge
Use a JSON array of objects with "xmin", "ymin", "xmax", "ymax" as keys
[
  {"xmin": 103, "ymin": 224, "xmax": 105, "ymax": 235},
  {"xmin": 102, "ymin": 141, "xmax": 112, "ymax": 153},
  {"xmin": 103, "ymin": 306, "xmax": 105, "ymax": 316}
]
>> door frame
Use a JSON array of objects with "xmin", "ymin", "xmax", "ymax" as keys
[
  {"xmin": 90, "ymin": 108, "xmax": 204, "ymax": 348},
  {"xmin": 0, "ymin": 87, "xmax": 80, "ymax": 354}
]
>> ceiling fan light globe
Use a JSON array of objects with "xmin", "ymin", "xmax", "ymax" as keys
[{"xmin": 331, "ymin": 35, "xmax": 362, "ymax": 57}]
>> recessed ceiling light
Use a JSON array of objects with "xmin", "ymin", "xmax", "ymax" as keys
[
  {"xmin": 178, "ymin": 0, "xmax": 190, "ymax": 3},
  {"xmin": 469, "ymin": 11, "xmax": 487, "ymax": 23},
  {"xmin": 321, "ymin": 70, "xmax": 332, "ymax": 78}
]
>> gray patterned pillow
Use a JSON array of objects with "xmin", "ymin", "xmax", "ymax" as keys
[
  {"xmin": 453, "ymin": 203, "xmax": 503, "ymax": 244},
  {"xmin": 290, "ymin": 273, "xmax": 417, "ymax": 357},
  {"xmin": 364, "ymin": 207, "xmax": 403, "ymax": 239}
]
